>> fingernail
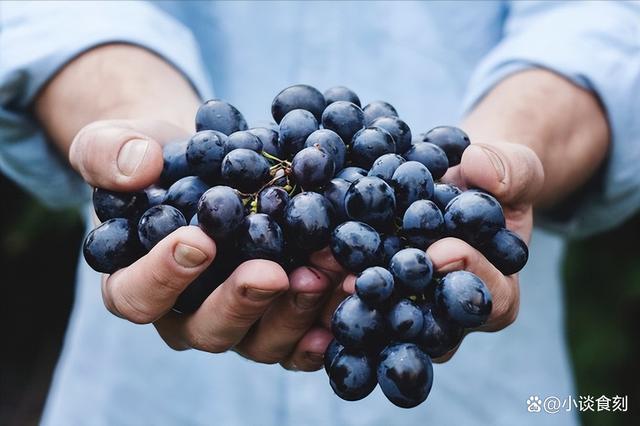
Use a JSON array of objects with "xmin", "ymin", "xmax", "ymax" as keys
[
  {"xmin": 439, "ymin": 260, "xmax": 464, "ymax": 272},
  {"xmin": 295, "ymin": 293, "xmax": 323, "ymax": 310},
  {"xmin": 173, "ymin": 243, "xmax": 208, "ymax": 268},
  {"xmin": 117, "ymin": 139, "xmax": 149, "ymax": 176},
  {"xmin": 245, "ymin": 288, "xmax": 279, "ymax": 302},
  {"xmin": 306, "ymin": 352, "xmax": 324, "ymax": 364},
  {"xmin": 478, "ymin": 145, "xmax": 506, "ymax": 182}
]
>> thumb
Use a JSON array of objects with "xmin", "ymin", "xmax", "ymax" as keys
[{"xmin": 459, "ymin": 142, "xmax": 544, "ymax": 205}]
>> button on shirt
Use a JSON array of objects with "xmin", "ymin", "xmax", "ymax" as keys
[{"xmin": 1, "ymin": 1, "xmax": 639, "ymax": 425}]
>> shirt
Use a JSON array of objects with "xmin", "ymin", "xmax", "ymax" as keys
[{"xmin": 1, "ymin": 1, "xmax": 639, "ymax": 425}]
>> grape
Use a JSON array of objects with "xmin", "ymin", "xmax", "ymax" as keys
[
  {"xmin": 380, "ymin": 234, "xmax": 402, "ymax": 265},
  {"xmin": 185, "ymin": 130, "xmax": 226, "ymax": 182},
  {"xmin": 387, "ymin": 299, "xmax": 424, "ymax": 341},
  {"xmin": 257, "ymin": 186, "xmax": 289, "ymax": 223},
  {"xmin": 221, "ymin": 148, "xmax": 271, "ymax": 193},
  {"xmin": 420, "ymin": 126, "xmax": 470, "ymax": 166},
  {"xmin": 197, "ymin": 186, "xmax": 245, "ymax": 240},
  {"xmin": 279, "ymin": 109, "xmax": 319, "ymax": 158},
  {"xmin": 335, "ymin": 166, "xmax": 368, "ymax": 183},
  {"xmin": 291, "ymin": 145, "xmax": 335, "ymax": 189},
  {"xmin": 195, "ymin": 99, "xmax": 248, "ymax": 135},
  {"xmin": 370, "ymin": 116, "xmax": 412, "ymax": 154},
  {"xmin": 137, "ymin": 205, "xmax": 187, "ymax": 251},
  {"xmin": 324, "ymin": 86, "xmax": 361, "ymax": 107},
  {"xmin": 391, "ymin": 161, "xmax": 435, "ymax": 213},
  {"xmin": 283, "ymin": 192, "xmax": 334, "ymax": 252},
  {"xmin": 225, "ymin": 130, "xmax": 263, "ymax": 153},
  {"xmin": 236, "ymin": 213, "xmax": 285, "ymax": 262},
  {"xmin": 350, "ymin": 127, "xmax": 395, "ymax": 169},
  {"xmin": 402, "ymin": 200, "xmax": 444, "ymax": 249},
  {"xmin": 160, "ymin": 140, "xmax": 191, "ymax": 187},
  {"xmin": 362, "ymin": 100, "xmax": 398, "ymax": 126},
  {"xmin": 403, "ymin": 142, "xmax": 449, "ymax": 180},
  {"xmin": 247, "ymin": 127, "xmax": 282, "ymax": 158},
  {"xmin": 344, "ymin": 176, "xmax": 396, "ymax": 230},
  {"xmin": 355, "ymin": 266, "xmax": 394, "ymax": 306},
  {"xmin": 144, "ymin": 185, "xmax": 167, "ymax": 207},
  {"xmin": 331, "ymin": 294, "xmax": 386, "ymax": 350},
  {"xmin": 164, "ymin": 176, "xmax": 209, "ymax": 220},
  {"xmin": 417, "ymin": 303, "xmax": 464, "ymax": 358},
  {"xmin": 93, "ymin": 188, "xmax": 149, "ymax": 222},
  {"xmin": 432, "ymin": 183, "xmax": 461, "ymax": 211},
  {"xmin": 324, "ymin": 338, "xmax": 344, "ymax": 373},
  {"xmin": 323, "ymin": 178, "xmax": 351, "ymax": 222},
  {"xmin": 305, "ymin": 129, "xmax": 346, "ymax": 170},
  {"xmin": 321, "ymin": 101, "xmax": 365, "ymax": 144},
  {"xmin": 443, "ymin": 190, "xmax": 505, "ymax": 245},
  {"xmin": 389, "ymin": 248, "xmax": 433, "ymax": 295},
  {"xmin": 435, "ymin": 270, "xmax": 492, "ymax": 328},
  {"xmin": 368, "ymin": 153, "xmax": 406, "ymax": 183},
  {"xmin": 83, "ymin": 218, "xmax": 142, "ymax": 274},
  {"xmin": 330, "ymin": 221, "xmax": 382, "ymax": 273},
  {"xmin": 328, "ymin": 349, "xmax": 377, "ymax": 401},
  {"xmin": 377, "ymin": 343, "xmax": 433, "ymax": 408},
  {"xmin": 480, "ymin": 228, "xmax": 529, "ymax": 275},
  {"xmin": 271, "ymin": 84, "xmax": 325, "ymax": 123}
]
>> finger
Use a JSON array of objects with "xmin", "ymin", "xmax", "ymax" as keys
[
  {"xmin": 308, "ymin": 246, "xmax": 348, "ymax": 284},
  {"xmin": 280, "ymin": 327, "xmax": 334, "ymax": 372},
  {"xmin": 319, "ymin": 275, "xmax": 354, "ymax": 330},
  {"xmin": 69, "ymin": 119, "xmax": 188, "ymax": 191},
  {"xmin": 458, "ymin": 143, "xmax": 544, "ymax": 206},
  {"xmin": 234, "ymin": 266, "xmax": 332, "ymax": 364},
  {"xmin": 102, "ymin": 226, "xmax": 215, "ymax": 324},
  {"xmin": 427, "ymin": 237, "xmax": 519, "ymax": 332},
  {"xmin": 176, "ymin": 260, "xmax": 289, "ymax": 353}
]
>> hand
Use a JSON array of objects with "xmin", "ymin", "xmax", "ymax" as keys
[{"xmin": 70, "ymin": 119, "xmax": 336, "ymax": 371}]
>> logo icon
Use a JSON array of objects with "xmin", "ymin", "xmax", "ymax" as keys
[{"xmin": 527, "ymin": 396, "xmax": 542, "ymax": 413}]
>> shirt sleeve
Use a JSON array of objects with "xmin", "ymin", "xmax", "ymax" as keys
[
  {"xmin": 461, "ymin": 1, "xmax": 640, "ymax": 238},
  {"xmin": 0, "ymin": 1, "xmax": 213, "ymax": 208}
]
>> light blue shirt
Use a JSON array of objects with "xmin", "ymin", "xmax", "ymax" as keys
[{"xmin": 1, "ymin": 1, "xmax": 639, "ymax": 425}]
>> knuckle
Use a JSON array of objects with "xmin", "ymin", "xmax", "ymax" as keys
[
  {"xmin": 187, "ymin": 330, "xmax": 232, "ymax": 354},
  {"xmin": 113, "ymin": 291, "xmax": 157, "ymax": 324},
  {"xmin": 240, "ymin": 345, "xmax": 282, "ymax": 365}
]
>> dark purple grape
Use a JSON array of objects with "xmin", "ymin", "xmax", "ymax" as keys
[
  {"xmin": 291, "ymin": 145, "xmax": 335, "ymax": 189},
  {"xmin": 247, "ymin": 127, "xmax": 282, "ymax": 158},
  {"xmin": 236, "ymin": 213, "xmax": 285, "ymax": 262},
  {"xmin": 279, "ymin": 109, "xmax": 319, "ymax": 159},
  {"xmin": 221, "ymin": 148, "xmax": 271, "ymax": 193},
  {"xmin": 324, "ymin": 86, "xmax": 361, "ymax": 107},
  {"xmin": 185, "ymin": 130, "xmax": 226, "ymax": 182},
  {"xmin": 305, "ymin": 129, "xmax": 346, "ymax": 170},
  {"xmin": 83, "ymin": 218, "xmax": 142, "ymax": 274},
  {"xmin": 435, "ymin": 270, "xmax": 492, "ymax": 328},
  {"xmin": 421, "ymin": 126, "xmax": 470, "ymax": 166},
  {"xmin": 363, "ymin": 101, "xmax": 398, "ymax": 126},
  {"xmin": 370, "ymin": 116, "xmax": 412, "ymax": 154},
  {"xmin": 197, "ymin": 186, "xmax": 245, "ymax": 241},
  {"xmin": 480, "ymin": 228, "xmax": 529, "ymax": 275},
  {"xmin": 389, "ymin": 248, "xmax": 433, "ymax": 295},
  {"xmin": 257, "ymin": 186, "xmax": 289, "ymax": 223},
  {"xmin": 324, "ymin": 339, "xmax": 344, "ymax": 373},
  {"xmin": 443, "ymin": 190, "xmax": 505, "ymax": 245},
  {"xmin": 331, "ymin": 294, "xmax": 386, "ymax": 350},
  {"xmin": 368, "ymin": 153, "xmax": 406, "ymax": 183},
  {"xmin": 164, "ymin": 176, "xmax": 209, "ymax": 220},
  {"xmin": 93, "ymin": 188, "xmax": 149, "ymax": 222},
  {"xmin": 335, "ymin": 166, "xmax": 367, "ymax": 183},
  {"xmin": 144, "ymin": 185, "xmax": 166, "ymax": 207},
  {"xmin": 417, "ymin": 303, "xmax": 464, "ymax": 358},
  {"xmin": 321, "ymin": 101, "xmax": 365, "ymax": 144},
  {"xmin": 137, "ymin": 205, "xmax": 186, "ymax": 251},
  {"xmin": 402, "ymin": 200, "xmax": 444, "ymax": 249},
  {"xmin": 160, "ymin": 140, "xmax": 190, "ymax": 187},
  {"xmin": 388, "ymin": 299, "xmax": 424, "ymax": 341},
  {"xmin": 195, "ymin": 99, "xmax": 248, "ymax": 135},
  {"xmin": 350, "ymin": 127, "xmax": 395, "ymax": 169},
  {"xmin": 328, "ymin": 349, "xmax": 377, "ymax": 401},
  {"xmin": 391, "ymin": 161, "xmax": 435, "ymax": 213},
  {"xmin": 403, "ymin": 142, "xmax": 449, "ymax": 180},
  {"xmin": 330, "ymin": 221, "xmax": 382, "ymax": 273},
  {"xmin": 283, "ymin": 192, "xmax": 334, "ymax": 252},
  {"xmin": 380, "ymin": 234, "xmax": 402, "ymax": 265},
  {"xmin": 271, "ymin": 84, "xmax": 325, "ymax": 123},
  {"xmin": 377, "ymin": 343, "xmax": 433, "ymax": 408},
  {"xmin": 433, "ymin": 183, "xmax": 462, "ymax": 211},
  {"xmin": 355, "ymin": 266, "xmax": 394, "ymax": 307},
  {"xmin": 225, "ymin": 130, "xmax": 263, "ymax": 153},
  {"xmin": 344, "ymin": 176, "xmax": 396, "ymax": 230},
  {"xmin": 323, "ymin": 178, "xmax": 351, "ymax": 222}
]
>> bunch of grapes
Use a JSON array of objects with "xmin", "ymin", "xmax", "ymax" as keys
[{"xmin": 83, "ymin": 84, "xmax": 528, "ymax": 408}]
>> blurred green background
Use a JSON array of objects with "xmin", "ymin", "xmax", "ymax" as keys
[{"xmin": 0, "ymin": 174, "xmax": 637, "ymax": 425}]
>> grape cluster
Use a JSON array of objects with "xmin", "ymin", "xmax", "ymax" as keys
[{"xmin": 83, "ymin": 84, "xmax": 529, "ymax": 407}]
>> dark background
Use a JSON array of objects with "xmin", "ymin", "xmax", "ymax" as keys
[{"xmin": 0, "ymin": 174, "xmax": 637, "ymax": 425}]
